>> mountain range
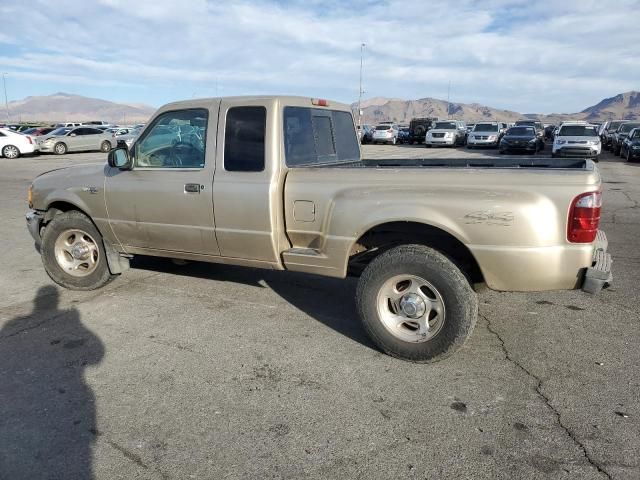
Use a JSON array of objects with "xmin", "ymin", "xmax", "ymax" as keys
[
  {"xmin": 2, "ymin": 90, "xmax": 639, "ymax": 126},
  {"xmin": 353, "ymin": 91, "xmax": 640, "ymax": 125},
  {"xmin": 4, "ymin": 93, "xmax": 155, "ymax": 124}
]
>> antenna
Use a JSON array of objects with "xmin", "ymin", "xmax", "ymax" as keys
[
  {"xmin": 357, "ymin": 43, "xmax": 366, "ymax": 127},
  {"xmin": 446, "ymin": 80, "xmax": 451, "ymax": 119}
]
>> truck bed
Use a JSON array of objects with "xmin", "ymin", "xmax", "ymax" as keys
[{"xmin": 327, "ymin": 157, "xmax": 591, "ymax": 170}]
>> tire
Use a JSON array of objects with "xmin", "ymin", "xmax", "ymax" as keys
[
  {"xmin": 100, "ymin": 140, "xmax": 112, "ymax": 152},
  {"xmin": 2, "ymin": 144, "xmax": 20, "ymax": 159},
  {"xmin": 593, "ymin": 156, "xmax": 599, "ymax": 163},
  {"xmin": 40, "ymin": 211, "xmax": 116, "ymax": 290},
  {"xmin": 54, "ymin": 142, "xmax": 67, "ymax": 155},
  {"xmin": 356, "ymin": 244, "xmax": 478, "ymax": 363},
  {"xmin": 466, "ymin": 145, "xmax": 473, "ymax": 149}
]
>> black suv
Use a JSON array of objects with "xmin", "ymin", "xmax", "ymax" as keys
[
  {"xmin": 408, "ymin": 117, "xmax": 438, "ymax": 144},
  {"xmin": 601, "ymin": 120, "xmax": 628, "ymax": 150}
]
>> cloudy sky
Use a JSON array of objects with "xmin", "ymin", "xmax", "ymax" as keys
[{"xmin": 0, "ymin": 0, "xmax": 638, "ymax": 113}]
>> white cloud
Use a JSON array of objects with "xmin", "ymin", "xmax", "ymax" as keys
[{"xmin": 0, "ymin": 0, "xmax": 637, "ymax": 112}]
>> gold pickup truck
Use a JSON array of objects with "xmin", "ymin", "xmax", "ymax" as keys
[{"xmin": 26, "ymin": 96, "xmax": 612, "ymax": 363}]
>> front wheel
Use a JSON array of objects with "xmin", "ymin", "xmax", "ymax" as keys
[
  {"xmin": 41, "ymin": 211, "xmax": 116, "ymax": 290},
  {"xmin": 100, "ymin": 140, "xmax": 112, "ymax": 152},
  {"xmin": 54, "ymin": 142, "xmax": 67, "ymax": 155},
  {"xmin": 356, "ymin": 245, "xmax": 478, "ymax": 363}
]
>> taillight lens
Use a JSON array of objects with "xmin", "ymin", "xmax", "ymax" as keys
[{"xmin": 567, "ymin": 191, "xmax": 602, "ymax": 243}]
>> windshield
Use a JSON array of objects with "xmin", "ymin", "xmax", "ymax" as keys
[
  {"xmin": 434, "ymin": 122, "xmax": 457, "ymax": 130},
  {"xmin": 507, "ymin": 127, "xmax": 535, "ymax": 136},
  {"xmin": 375, "ymin": 125, "xmax": 392, "ymax": 130},
  {"xmin": 515, "ymin": 121, "xmax": 536, "ymax": 128},
  {"xmin": 618, "ymin": 123, "xmax": 640, "ymax": 134},
  {"xmin": 473, "ymin": 123, "xmax": 498, "ymax": 132},
  {"xmin": 558, "ymin": 125, "xmax": 598, "ymax": 137},
  {"xmin": 49, "ymin": 127, "xmax": 72, "ymax": 136},
  {"xmin": 608, "ymin": 121, "xmax": 625, "ymax": 131}
]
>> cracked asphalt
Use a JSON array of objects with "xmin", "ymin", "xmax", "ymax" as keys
[{"xmin": 0, "ymin": 144, "xmax": 638, "ymax": 479}]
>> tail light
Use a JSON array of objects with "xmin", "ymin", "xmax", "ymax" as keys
[
  {"xmin": 311, "ymin": 98, "xmax": 329, "ymax": 107},
  {"xmin": 567, "ymin": 191, "xmax": 602, "ymax": 243}
]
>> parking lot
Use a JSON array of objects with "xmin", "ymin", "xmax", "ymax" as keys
[{"xmin": 1, "ymin": 144, "xmax": 638, "ymax": 479}]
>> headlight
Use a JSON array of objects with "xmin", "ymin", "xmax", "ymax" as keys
[
  {"xmin": 488, "ymin": 135, "xmax": 496, "ymax": 141},
  {"xmin": 444, "ymin": 132, "xmax": 453, "ymax": 138},
  {"xmin": 529, "ymin": 138, "xmax": 537, "ymax": 143}
]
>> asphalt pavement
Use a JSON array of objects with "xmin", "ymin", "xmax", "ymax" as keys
[{"xmin": 0, "ymin": 144, "xmax": 638, "ymax": 479}]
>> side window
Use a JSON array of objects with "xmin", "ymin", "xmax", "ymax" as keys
[
  {"xmin": 284, "ymin": 107, "xmax": 359, "ymax": 167},
  {"xmin": 135, "ymin": 109, "xmax": 208, "ymax": 168},
  {"xmin": 73, "ymin": 128, "xmax": 87, "ymax": 136},
  {"xmin": 224, "ymin": 106, "xmax": 266, "ymax": 172}
]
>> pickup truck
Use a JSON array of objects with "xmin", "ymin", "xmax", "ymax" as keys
[{"xmin": 25, "ymin": 96, "xmax": 612, "ymax": 363}]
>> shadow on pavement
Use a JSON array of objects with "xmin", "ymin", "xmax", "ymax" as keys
[
  {"xmin": 131, "ymin": 257, "xmax": 376, "ymax": 351},
  {"xmin": 0, "ymin": 285, "xmax": 104, "ymax": 479}
]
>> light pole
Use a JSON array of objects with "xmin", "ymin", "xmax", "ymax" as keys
[
  {"xmin": 357, "ymin": 43, "xmax": 366, "ymax": 128},
  {"xmin": 2, "ymin": 73, "xmax": 9, "ymax": 123}
]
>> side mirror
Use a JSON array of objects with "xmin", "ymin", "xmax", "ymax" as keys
[{"xmin": 108, "ymin": 147, "xmax": 132, "ymax": 170}]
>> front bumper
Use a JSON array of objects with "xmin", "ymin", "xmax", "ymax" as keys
[
  {"xmin": 501, "ymin": 143, "xmax": 537, "ymax": 152},
  {"xmin": 553, "ymin": 146, "xmax": 600, "ymax": 157},
  {"xmin": 582, "ymin": 230, "xmax": 612, "ymax": 294},
  {"xmin": 426, "ymin": 137, "xmax": 455, "ymax": 146},
  {"xmin": 468, "ymin": 138, "xmax": 499, "ymax": 147},
  {"xmin": 38, "ymin": 143, "xmax": 56, "ymax": 152},
  {"xmin": 26, "ymin": 210, "xmax": 44, "ymax": 249}
]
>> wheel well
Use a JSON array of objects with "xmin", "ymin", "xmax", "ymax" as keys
[
  {"xmin": 44, "ymin": 201, "xmax": 90, "ymax": 224},
  {"xmin": 348, "ymin": 221, "xmax": 484, "ymax": 284}
]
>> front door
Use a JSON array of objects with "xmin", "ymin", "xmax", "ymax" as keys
[{"xmin": 105, "ymin": 105, "xmax": 219, "ymax": 256}]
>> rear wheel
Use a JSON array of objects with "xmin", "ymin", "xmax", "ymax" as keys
[
  {"xmin": 41, "ymin": 211, "xmax": 116, "ymax": 290},
  {"xmin": 2, "ymin": 144, "xmax": 20, "ymax": 159},
  {"xmin": 356, "ymin": 245, "xmax": 477, "ymax": 363},
  {"xmin": 100, "ymin": 140, "xmax": 112, "ymax": 152},
  {"xmin": 54, "ymin": 142, "xmax": 67, "ymax": 155}
]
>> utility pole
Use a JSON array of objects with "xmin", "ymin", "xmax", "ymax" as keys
[
  {"xmin": 357, "ymin": 43, "xmax": 366, "ymax": 127},
  {"xmin": 2, "ymin": 73, "xmax": 9, "ymax": 123},
  {"xmin": 446, "ymin": 80, "xmax": 451, "ymax": 119}
]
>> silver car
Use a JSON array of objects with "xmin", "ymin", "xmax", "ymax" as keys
[
  {"xmin": 372, "ymin": 124, "xmax": 399, "ymax": 144},
  {"xmin": 467, "ymin": 122, "xmax": 501, "ymax": 148},
  {"xmin": 39, "ymin": 126, "xmax": 114, "ymax": 155},
  {"xmin": 425, "ymin": 120, "xmax": 467, "ymax": 147}
]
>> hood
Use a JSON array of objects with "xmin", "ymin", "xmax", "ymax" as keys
[
  {"xmin": 428, "ymin": 128, "xmax": 457, "ymax": 134},
  {"xmin": 503, "ymin": 134, "xmax": 536, "ymax": 141},
  {"xmin": 469, "ymin": 130, "xmax": 499, "ymax": 135},
  {"xmin": 31, "ymin": 162, "xmax": 108, "ymax": 210}
]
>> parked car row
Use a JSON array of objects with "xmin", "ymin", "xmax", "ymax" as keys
[{"xmin": 0, "ymin": 121, "xmax": 146, "ymax": 158}]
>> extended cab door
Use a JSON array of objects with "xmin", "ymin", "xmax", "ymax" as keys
[
  {"xmin": 212, "ymin": 98, "xmax": 283, "ymax": 263},
  {"xmin": 104, "ymin": 104, "xmax": 220, "ymax": 255}
]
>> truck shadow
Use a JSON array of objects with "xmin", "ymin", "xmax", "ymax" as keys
[
  {"xmin": 0, "ymin": 285, "xmax": 104, "ymax": 479},
  {"xmin": 131, "ymin": 257, "xmax": 376, "ymax": 350}
]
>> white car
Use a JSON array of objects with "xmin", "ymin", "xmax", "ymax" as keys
[
  {"xmin": 552, "ymin": 122, "xmax": 601, "ymax": 160},
  {"xmin": 372, "ymin": 124, "xmax": 399, "ymax": 144},
  {"xmin": 425, "ymin": 120, "xmax": 467, "ymax": 147},
  {"xmin": 0, "ymin": 128, "xmax": 38, "ymax": 158}
]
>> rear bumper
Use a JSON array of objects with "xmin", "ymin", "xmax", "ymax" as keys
[
  {"xmin": 581, "ymin": 230, "xmax": 612, "ymax": 294},
  {"xmin": 469, "ymin": 230, "xmax": 612, "ymax": 293}
]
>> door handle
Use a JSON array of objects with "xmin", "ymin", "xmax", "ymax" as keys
[{"xmin": 184, "ymin": 183, "xmax": 201, "ymax": 193}]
